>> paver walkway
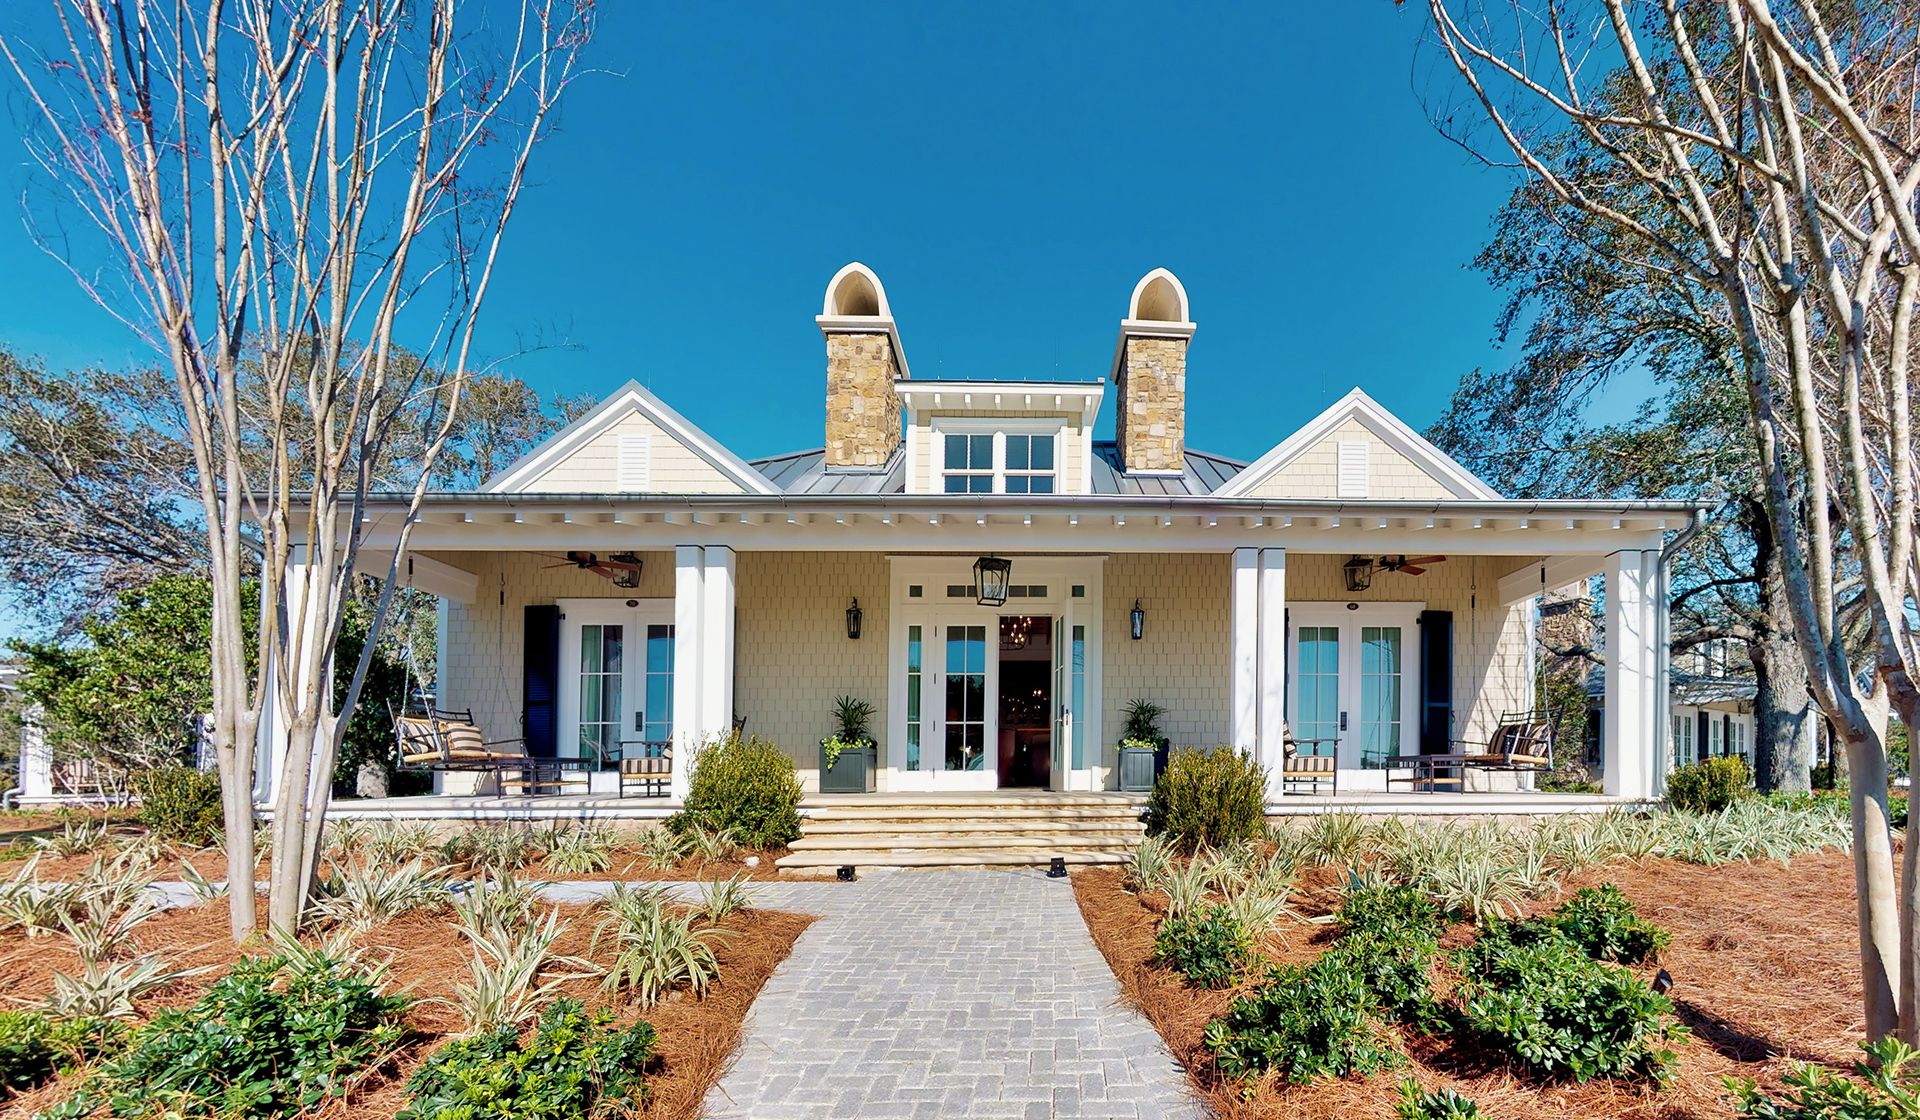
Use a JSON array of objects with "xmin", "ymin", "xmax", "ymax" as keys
[{"xmin": 701, "ymin": 868, "xmax": 1206, "ymax": 1120}]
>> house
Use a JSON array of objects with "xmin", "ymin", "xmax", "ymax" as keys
[
  {"xmin": 266, "ymin": 264, "xmax": 1701, "ymax": 807},
  {"xmin": 1586, "ymin": 641, "xmax": 1761, "ymax": 775}
]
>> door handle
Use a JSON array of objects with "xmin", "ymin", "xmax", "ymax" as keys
[
  {"xmin": 635, "ymin": 710, "xmax": 645, "ymax": 732},
  {"xmin": 1339, "ymin": 712, "xmax": 1348, "ymax": 732}
]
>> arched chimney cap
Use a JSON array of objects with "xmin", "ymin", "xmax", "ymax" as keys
[
  {"xmin": 822, "ymin": 262, "xmax": 892, "ymax": 319},
  {"xmin": 1127, "ymin": 267, "xmax": 1190, "ymax": 324}
]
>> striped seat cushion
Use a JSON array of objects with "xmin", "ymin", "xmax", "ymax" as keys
[{"xmin": 1283, "ymin": 755, "xmax": 1336, "ymax": 774}]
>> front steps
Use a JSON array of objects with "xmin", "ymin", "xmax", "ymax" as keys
[{"xmin": 777, "ymin": 792, "xmax": 1148, "ymax": 873}]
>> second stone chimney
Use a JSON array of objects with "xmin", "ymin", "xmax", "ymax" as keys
[
  {"xmin": 817, "ymin": 262, "xmax": 906, "ymax": 470},
  {"xmin": 1112, "ymin": 268, "xmax": 1193, "ymax": 474}
]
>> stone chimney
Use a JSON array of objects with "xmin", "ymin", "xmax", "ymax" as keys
[
  {"xmin": 817, "ymin": 262, "xmax": 906, "ymax": 470},
  {"xmin": 1112, "ymin": 268, "xmax": 1194, "ymax": 474}
]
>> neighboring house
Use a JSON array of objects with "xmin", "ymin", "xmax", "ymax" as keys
[
  {"xmin": 1588, "ymin": 641, "xmax": 1759, "ymax": 775},
  {"xmin": 269, "ymin": 264, "xmax": 1702, "ymax": 803}
]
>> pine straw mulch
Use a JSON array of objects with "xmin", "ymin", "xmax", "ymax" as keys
[
  {"xmin": 1074, "ymin": 846, "xmax": 1868, "ymax": 1120},
  {"xmin": 0, "ymin": 898, "xmax": 814, "ymax": 1120}
]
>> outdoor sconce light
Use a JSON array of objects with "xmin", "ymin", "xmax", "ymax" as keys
[
  {"xmin": 1343, "ymin": 556, "xmax": 1376, "ymax": 594},
  {"xmin": 974, "ymin": 555, "xmax": 1013, "ymax": 607},
  {"xmin": 610, "ymin": 551, "xmax": 643, "ymax": 590},
  {"xmin": 1130, "ymin": 599, "xmax": 1146, "ymax": 641},
  {"xmin": 1047, "ymin": 856, "xmax": 1068, "ymax": 879},
  {"xmin": 846, "ymin": 598, "xmax": 863, "ymax": 640}
]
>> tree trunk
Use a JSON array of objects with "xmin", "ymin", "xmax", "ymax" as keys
[
  {"xmin": 1845, "ymin": 705, "xmax": 1902, "ymax": 1041},
  {"xmin": 1748, "ymin": 497, "xmax": 1815, "ymax": 793}
]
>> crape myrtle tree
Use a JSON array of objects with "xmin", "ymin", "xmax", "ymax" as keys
[
  {"xmin": 1412, "ymin": 0, "xmax": 1919, "ymax": 1039},
  {"xmin": 0, "ymin": 0, "xmax": 593, "ymax": 939}
]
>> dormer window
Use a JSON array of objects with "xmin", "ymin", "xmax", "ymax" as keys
[{"xmin": 936, "ymin": 420, "xmax": 1060, "ymax": 495}]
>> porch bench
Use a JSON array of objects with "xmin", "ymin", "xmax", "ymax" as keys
[
  {"xmin": 395, "ymin": 707, "xmax": 593, "ymax": 795},
  {"xmin": 1453, "ymin": 712, "xmax": 1555, "ymax": 774}
]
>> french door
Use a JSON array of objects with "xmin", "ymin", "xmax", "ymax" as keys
[
  {"xmin": 896, "ymin": 615, "xmax": 999, "ymax": 791},
  {"xmin": 557, "ymin": 600, "xmax": 675, "ymax": 770},
  {"xmin": 1287, "ymin": 605, "xmax": 1422, "ymax": 770}
]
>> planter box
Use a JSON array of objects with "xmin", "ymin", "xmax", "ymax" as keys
[
  {"xmin": 1118, "ymin": 746, "xmax": 1158, "ymax": 792},
  {"xmin": 819, "ymin": 742, "xmax": 878, "ymax": 794}
]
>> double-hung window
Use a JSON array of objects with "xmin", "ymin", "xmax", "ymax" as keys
[{"xmin": 937, "ymin": 423, "xmax": 1061, "ymax": 494}]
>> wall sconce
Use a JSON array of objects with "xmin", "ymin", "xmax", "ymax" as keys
[
  {"xmin": 1343, "ymin": 556, "xmax": 1375, "ymax": 593},
  {"xmin": 1130, "ymin": 599, "xmax": 1146, "ymax": 641},
  {"xmin": 845, "ymin": 598, "xmax": 863, "ymax": 640}
]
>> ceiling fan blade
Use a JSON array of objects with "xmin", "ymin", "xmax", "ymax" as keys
[
  {"xmin": 1405, "ymin": 555, "xmax": 1447, "ymax": 566},
  {"xmin": 1400, "ymin": 565, "xmax": 1427, "ymax": 576}
]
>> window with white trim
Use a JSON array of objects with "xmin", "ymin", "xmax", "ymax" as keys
[{"xmin": 936, "ymin": 423, "xmax": 1061, "ymax": 495}]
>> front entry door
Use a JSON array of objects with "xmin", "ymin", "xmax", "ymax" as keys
[
  {"xmin": 1288, "ymin": 605, "xmax": 1422, "ymax": 770},
  {"xmin": 557, "ymin": 600, "xmax": 675, "ymax": 771},
  {"xmin": 935, "ymin": 618, "xmax": 998, "ymax": 790}
]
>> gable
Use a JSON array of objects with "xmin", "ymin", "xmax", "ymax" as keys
[
  {"xmin": 484, "ymin": 381, "xmax": 776, "ymax": 495},
  {"xmin": 1213, "ymin": 388, "xmax": 1499, "ymax": 501}
]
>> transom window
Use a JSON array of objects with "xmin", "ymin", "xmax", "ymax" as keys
[{"xmin": 937, "ymin": 425, "xmax": 1060, "ymax": 494}]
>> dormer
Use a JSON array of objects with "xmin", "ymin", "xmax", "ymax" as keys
[
  {"xmin": 897, "ymin": 380, "xmax": 1105, "ymax": 496},
  {"xmin": 1213, "ymin": 388, "xmax": 1499, "ymax": 501}
]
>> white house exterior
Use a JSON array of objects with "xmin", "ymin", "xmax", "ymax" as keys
[{"xmin": 275, "ymin": 265, "xmax": 1701, "ymax": 806}]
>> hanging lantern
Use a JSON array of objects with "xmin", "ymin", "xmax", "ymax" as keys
[
  {"xmin": 973, "ymin": 555, "xmax": 1013, "ymax": 606},
  {"xmin": 845, "ymin": 598, "xmax": 863, "ymax": 640},
  {"xmin": 1130, "ymin": 599, "xmax": 1146, "ymax": 641},
  {"xmin": 1343, "ymin": 556, "xmax": 1376, "ymax": 593}
]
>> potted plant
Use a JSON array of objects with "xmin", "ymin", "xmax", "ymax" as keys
[
  {"xmin": 1117, "ymin": 699, "xmax": 1170, "ymax": 792},
  {"xmin": 818, "ymin": 695, "xmax": 879, "ymax": 793}
]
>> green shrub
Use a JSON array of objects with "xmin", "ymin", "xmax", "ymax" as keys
[
  {"xmin": 1145, "ymin": 747, "xmax": 1268, "ymax": 853},
  {"xmin": 1152, "ymin": 904, "xmax": 1252, "ymax": 990},
  {"xmin": 1331, "ymin": 886, "xmax": 1445, "ymax": 1026},
  {"xmin": 1454, "ymin": 933, "xmax": 1685, "ymax": 1084},
  {"xmin": 46, "ymin": 949, "xmax": 408, "ymax": 1118},
  {"xmin": 1666, "ymin": 756, "xmax": 1753, "ymax": 813},
  {"xmin": 0, "ymin": 1010, "xmax": 118, "ymax": 1094},
  {"xmin": 672, "ymin": 732, "xmax": 802, "ymax": 849},
  {"xmin": 398, "ymin": 999, "xmax": 654, "ymax": 1120},
  {"xmin": 131, "ymin": 767, "xmax": 224, "ymax": 847},
  {"xmin": 1551, "ymin": 885, "xmax": 1669, "ymax": 965},
  {"xmin": 1396, "ymin": 1080, "xmax": 1483, "ymax": 1119},
  {"xmin": 1204, "ymin": 958, "xmax": 1401, "ymax": 1084},
  {"xmin": 1729, "ymin": 1036, "xmax": 1920, "ymax": 1120}
]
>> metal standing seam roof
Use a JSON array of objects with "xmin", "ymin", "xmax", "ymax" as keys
[{"xmin": 747, "ymin": 441, "xmax": 1248, "ymax": 496}]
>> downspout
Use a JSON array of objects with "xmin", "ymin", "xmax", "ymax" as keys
[{"xmin": 1653, "ymin": 508, "xmax": 1710, "ymax": 797}]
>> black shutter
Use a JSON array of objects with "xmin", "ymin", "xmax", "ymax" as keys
[
  {"xmin": 1696, "ymin": 711, "xmax": 1710, "ymax": 762},
  {"xmin": 523, "ymin": 605, "xmax": 560, "ymax": 758},
  {"xmin": 1418, "ymin": 610, "xmax": 1453, "ymax": 754}
]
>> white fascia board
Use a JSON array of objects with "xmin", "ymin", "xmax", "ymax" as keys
[
  {"xmin": 481, "ymin": 379, "xmax": 779, "ymax": 496},
  {"xmin": 1214, "ymin": 387, "xmax": 1502, "ymax": 501},
  {"xmin": 896, "ymin": 380, "xmax": 1105, "ymax": 414}
]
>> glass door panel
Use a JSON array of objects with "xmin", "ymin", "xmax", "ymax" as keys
[
  {"xmin": 1295, "ymin": 626, "xmax": 1340, "ymax": 759},
  {"xmin": 1358, "ymin": 626, "xmax": 1404, "ymax": 768},
  {"xmin": 578, "ymin": 623, "xmax": 623, "ymax": 769},
  {"xmin": 944, "ymin": 624, "xmax": 988, "ymax": 772},
  {"xmin": 1051, "ymin": 616, "xmax": 1067, "ymax": 789},
  {"xmin": 639, "ymin": 624, "xmax": 674, "ymax": 751},
  {"xmin": 905, "ymin": 625, "xmax": 925, "ymax": 772}
]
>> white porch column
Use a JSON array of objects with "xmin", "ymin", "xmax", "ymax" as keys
[
  {"xmin": 1229, "ymin": 548, "xmax": 1260, "ymax": 755},
  {"xmin": 19, "ymin": 705, "xmax": 51, "ymax": 800},
  {"xmin": 1256, "ymin": 548, "xmax": 1288, "ymax": 800},
  {"xmin": 700, "ymin": 546, "xmax": 737, "ymax": 744},
  {"xmin": 1603, "ymin": 549, "xmax": 1661, "ymax": 799},
  {"xmin": 671, "ymin": 546, "xmax": 705, "ymax": 801},
  {"xmin": 256, "ymin": 554, "xmax": 328, "ymax": 807}
]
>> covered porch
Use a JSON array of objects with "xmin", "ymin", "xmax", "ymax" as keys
[{"xmin": 260, "ymin": 498, "xmax": 1686, "ymax": 813}]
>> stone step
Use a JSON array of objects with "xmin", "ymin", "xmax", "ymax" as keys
[
  {"xmin": 775, "ymin": 847, "xmax": 1132, "ymax": 871},
  {"xmin": 789, "ymin": 830, "xmax": 1144, "ymax": 852}
]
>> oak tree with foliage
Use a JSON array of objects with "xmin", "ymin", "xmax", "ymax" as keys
[
  {"xmin": 1, "ymin": 0, "xmax": 592, "ymax": 938},
  {"xmin": 1415, "ymin": 0, "xmax": 1920, "ymax": 1041}
]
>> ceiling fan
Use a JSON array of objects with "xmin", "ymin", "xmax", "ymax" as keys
[
  {"xmin": 542, "ymin": 551, "xmax": 644, "ymax": 589},
  {"xmin": 1343, "ymin": 554, "xmax": 1447, "ymax": 592},
  {"xmin": 1376, "ymin": 554, "xmax": 1447, "ymax": 576}
]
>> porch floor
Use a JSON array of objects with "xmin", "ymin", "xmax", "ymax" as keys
[{"xmin": 302, "ymin": 788, "xmax": 1649, "ymax": 822}]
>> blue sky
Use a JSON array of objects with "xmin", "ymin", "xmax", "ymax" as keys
[{"xmin": 0, "ymin": 2, "xmax": 1546, "ymax": 638}]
